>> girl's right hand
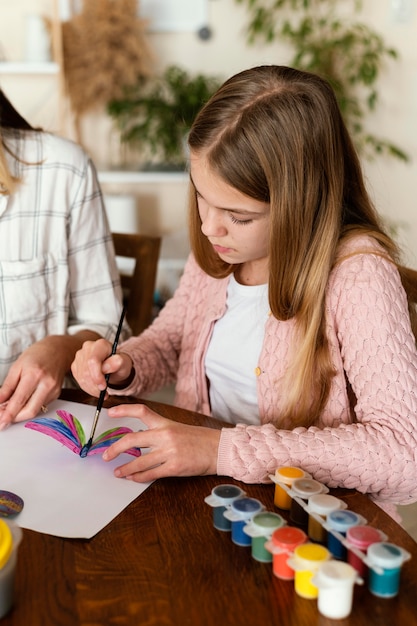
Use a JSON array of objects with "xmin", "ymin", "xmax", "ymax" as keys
[{"xmin": 71, "ymin": 338, "xmax": 133, "ymax": 397}]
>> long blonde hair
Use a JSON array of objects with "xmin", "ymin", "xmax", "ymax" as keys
[{"xmin": 188, "ymin": 65, "xmax": 415, "ymax": 428}]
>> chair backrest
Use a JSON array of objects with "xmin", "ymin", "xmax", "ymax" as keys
[
  {"xmin": 400, "ymin": 265, "xmax": 417, "ymax": 305},
  {"xmin": 112, "ymin": 232, "xmax": 161, "ymax": 336}
]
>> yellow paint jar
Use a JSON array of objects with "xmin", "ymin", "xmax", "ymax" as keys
[
  {"xmin": 288, "ymin": 543, "xmax": 331, "ymax": 599},
  {"xmin": 0, "ymin": 520, "xmax": 23, "ymax": 619},
  {"xmin": 272, "ymin": 467, "xmax": 308, "ymax": 510}
]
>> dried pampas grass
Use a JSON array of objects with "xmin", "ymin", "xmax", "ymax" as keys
[{"xmin": 62, "ymin": 0, "xmax": 153, "ymax": 119}]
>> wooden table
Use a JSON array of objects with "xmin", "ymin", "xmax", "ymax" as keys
[{"xmin": 3, "ymin": 389, "xmax": 417, "ymax": 625}]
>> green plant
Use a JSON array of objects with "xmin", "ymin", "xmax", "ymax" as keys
[
  {"xmin": 107, "ymin": 65, "xmax": 221, "ymax": 168},
  {"xmin": 235, "ymin": 0, "xmax": 408, "ymax": 161}
]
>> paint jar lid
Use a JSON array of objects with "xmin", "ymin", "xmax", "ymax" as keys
[
  {"xmin": 271, "ymin": 526, "xmax": 307, "ymax": 550},
  {"xmin": 224, "ymin": 497, "xmax": 264, "ymax": 521},
  {"xmin": 204, "ymin": 484, "xmax": 245, "ymax": 507},
  {"xmin": 346, "ymin": 525, "xmax": 384, "ymax": 549},
  {"xmin": 274, "ymin": 466, "xmax": 306, "ymax": 485},
  {"xmin": 327, "ymin": 510, "xmax": 361, "ymax": 532},
  {"xmin": 367, "ymin": 542, "xmax": 409, "ymax": 569},
  {"xmin": 244, "ymin": 511, "xmax": 285, "ymax": 538},
  {"xmin": 0, "ymin": 519, "xmax": 13, "ymax": 569},
  {"xmin": 293, "ymin": 543, "xmax": 330, "ymax": 567},
  {"xmin": 291, "ymin": 478, "xmax": 327, "ymax": 499},
  {"xmin": 314, "ymin": 560, "xmax": 358, "ymax": 588},
  {"xmin": 308, "ymin": 494, "xmax": 345, "ymax": 516},
  {"xmin": 252, "ymin": 511, "xmax": 284, "ymax": 531}
]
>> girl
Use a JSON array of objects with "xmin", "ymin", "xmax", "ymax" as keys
[{"xmin": 71, "ymin": 65, "xmax": 417, "ymax": 518}]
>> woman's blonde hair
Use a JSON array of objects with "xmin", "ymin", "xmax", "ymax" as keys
[{"xmin": 188, "ymin": 65, "xmax": 415, "ymax": 428}]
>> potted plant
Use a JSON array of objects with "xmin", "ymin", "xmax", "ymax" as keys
[
  {"xmin": 235, "ymin": 0, "xmax": 408, "ymax": 161},
  {"xmin": 107, "ymin": 65, "xmax": 221, "ymax": 170}
]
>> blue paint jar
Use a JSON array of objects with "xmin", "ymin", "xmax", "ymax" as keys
[
  {"xmin": 327, "ymin": 510, "xmax": 363, "ymax": 560},
  {"xmin": 223, "ymin": 497, "xmax": 264, "ymax": 546},
  {"xmin": 204, "ymin": 484, "xmax": 245, "ymax": 531},
  {"xmin": 367, "ymin": 542, "xmax": 411, "ymax": 598},
  {"xmin": 243, "ymin": 511, "xmax": 285, "ymax": 562}
]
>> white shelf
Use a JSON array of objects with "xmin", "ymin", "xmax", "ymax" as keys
[
  {"xmin": 0, "ymin": 61, "xmax": 60, "ymax": 75},
  {"xmin": 98, "ymin": 170, "xmax": 189, "ymax": 184}
]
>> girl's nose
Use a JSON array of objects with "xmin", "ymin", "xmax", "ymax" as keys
[{"xmin": 201, "ymin": 207, "xmax": 227, "ymax": 238}]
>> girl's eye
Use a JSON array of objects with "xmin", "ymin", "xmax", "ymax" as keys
[{"xmin": 230, "ymin": 214, "xmax": 252, "ymax": 225}]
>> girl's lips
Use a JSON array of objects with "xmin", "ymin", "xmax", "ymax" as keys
[{"xmin": 212, "ymin": 244, "xmax": 233, "ymax": 254}]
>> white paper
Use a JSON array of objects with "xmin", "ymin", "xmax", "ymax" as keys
[{"xmin": 0, "ymin": 400, "xmax": 152, "ymax": 538}]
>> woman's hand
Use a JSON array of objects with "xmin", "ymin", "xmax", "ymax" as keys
[
  {"xmin": 102, "ymin": 403, "xmax": 221, "ymax": 482},
  {"xmin": 0, "ymin": 332, "xmax": 99, "ymax": 429},
  {"xmin": 71, "ymin": 338, "xmax": 134, "ymax": 396}
]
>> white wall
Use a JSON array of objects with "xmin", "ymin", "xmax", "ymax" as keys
[{"xmin": 1, "ymin": 0, "xmax": 416, "ymax": 265}]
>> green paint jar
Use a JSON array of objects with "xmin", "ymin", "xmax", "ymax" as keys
[{"xmin": 243, "ymin": 511, "xmax": 286, "ymax": 562}]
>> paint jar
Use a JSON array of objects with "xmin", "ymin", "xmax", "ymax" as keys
[
  {"xmin": 223, "ymin": 497, "xmax": 264, "ymax": 546},
  {"xmin": 327, "ymin": 510, "xmax": 364, "ymax": 560},
  {"xmin": 243, "ymin": 511, "xmax": 285, "ymax": 563},
  {"xmin": 307, "ymin": 494, "xmax": 346, "ymax": 543},
  {"xmin": 289, "ymin": 478, "xmax": 328, "ymax": 529},
  {"xmin": 346, "ymin": 525, "xmax": 387, "ymax": 578},
  {"xmin": 0, "ymin": 520, "xmax": 23, "ymax": 619},
  {"xmin": 264, "ymin": 526, "xmax": 308, "ymax": 580},
  {"xmin": 272, "ymin": 467, "xmax": 310, "ymax": 510},
  {"xmin": 312, "ymin": 560, "xmax": 362, "ymax": 619},
  {"xmin": 287, "ymin": 543, "xmax": 331, "ymax": 599},
  {"xmin": 367, "ymin": 542, "xmax": 411, "ymax": 598},
  {"xmin": 204, "ymin": 484, "xmax": 245, "ymax": 531}
]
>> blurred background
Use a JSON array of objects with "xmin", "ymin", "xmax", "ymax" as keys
[{"xmin": 0, "ymin": 0, "xmax": 416, "ymax": 289}]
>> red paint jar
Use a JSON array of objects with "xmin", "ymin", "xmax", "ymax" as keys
[
  {"xmin": 346, "ymin": 525, "xmax": 387, "ymax": 577},
  {"xmin": 264, "ymin": 526, "xmax": 307, "ymax": 580}
]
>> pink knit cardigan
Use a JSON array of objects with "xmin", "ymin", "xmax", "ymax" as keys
[{"xmin": 112, "ymin": 236, "xmax": 417, "ymax": 516}]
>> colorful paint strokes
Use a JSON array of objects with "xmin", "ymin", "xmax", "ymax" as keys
[{"xmin": 25, "ymin": 410, "xmax": 141, "ymax": 457}]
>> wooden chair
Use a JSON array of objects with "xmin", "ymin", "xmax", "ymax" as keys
[
  {"xmin": 400, "ymin": 265, "xmax": 417, "ymax": 304},
  {"xmin": 112, "ymin": 232, "xmax": 161, "ymax": 336}
]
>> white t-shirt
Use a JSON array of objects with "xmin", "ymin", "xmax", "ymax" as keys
[{"xmin": 205, "ymin": 274, "xmax": 269, "ymax": 424}]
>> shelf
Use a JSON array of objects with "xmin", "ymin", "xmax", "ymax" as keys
[
  {"xmin": 97, "ymin": 170, "xmax": 189, "ymax": 184},
  {"xmin": 0, "ymin": 61, "xmax": 60, "ymax": 75}
]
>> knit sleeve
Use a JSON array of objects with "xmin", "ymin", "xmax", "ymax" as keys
[
  {"xmin": 109, "ymin": 254, "xmax": 203, "ymax": 397},
  {"xmin": 217, "ymin": 252, "xmax": 417, "ymax": 510}
]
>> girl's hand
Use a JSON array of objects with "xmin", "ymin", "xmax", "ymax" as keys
[
  {"xmin": 71, "ymin": 339, "xmax": 133, "ymax": 397},
  {"xmin": 102, "ymin": 403, "xmax": 221, "ymax": 482}
]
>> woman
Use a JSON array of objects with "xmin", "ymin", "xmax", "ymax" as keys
[
  {"xmin": 71, "ymin": 65, "xmax": 417, "ymax": 518},
  {"xmin": 0, "ymin": 88, "xmax": 126, "ymax": 428}
]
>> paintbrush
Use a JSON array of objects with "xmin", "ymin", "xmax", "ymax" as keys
[{"xmin": 79, "ymin": 307, "xmax": 126, "ymax": 458}]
